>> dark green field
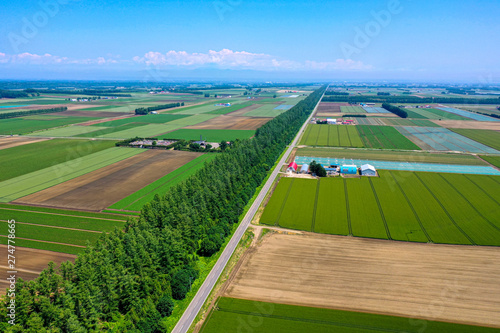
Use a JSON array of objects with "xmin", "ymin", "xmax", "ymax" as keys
[
  {"xmin": 0, "ymin": 116, "xmax": 99, "ymax": 135},
  {"xmin": 161, "ymin": 129, "xmax": 255, "ymax": 141},
  {"xmin": 260, "ymin": 171, "xmax": 500, "ymax": 245},
  {"xmin": 481, "ymin": 155, "xmax": 500, "ymax": 168},
  {"xmin": 201, "ymin": 298, "xmax": 497, "ymax": 333},
  {"xmin": 92, "ymin": 113, "xmax": 190, "ymax": 127},
  {"xmin": 357, "ymin": 125, "xmax": 421, "ymax": 150},
  {"xmin": 300, "ymin": 124, "xmax": 364, "ymax": 147}
]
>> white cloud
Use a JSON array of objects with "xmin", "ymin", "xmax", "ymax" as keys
[
  {"xmin": 0, "ymin": 52, "xmax": 116, "ymax": 65},
  {"xmin": 133, "ymin": 49, "xmax": 373, "ymax": 71}
]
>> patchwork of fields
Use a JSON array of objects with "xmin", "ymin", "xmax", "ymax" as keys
[
  {"xmin": 340, "ymin": 105, "xmax": 365, "ymax": 113},
  {"xmin": 450, "ymin": 128, "xmax": 500, "ymax": 151},
  {"xmin": 397, "ymin": 126, "xmax": 500, "ymax": 153},
  {"xmin": 300, "ymin": 124, "xmax": 363, "ymax": 147},
  {"xmin": 260, "ymin": 171, "xmax": 500, "ymax": 245}
]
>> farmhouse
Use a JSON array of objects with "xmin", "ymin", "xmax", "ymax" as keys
[
  {"xmin": 287, "ymin": 162, "xmax": 298, "ymax": 173},
  {"xmin": 326, "ymin": 118, "xmax": 337, "ymax": 124},
  {"xmin": 360, "ymin": 164, "xmax": 377, "ymax": 176},
  {"xmin": 340, "ymin": 165, "xmax": 357, "ymax": 174}
]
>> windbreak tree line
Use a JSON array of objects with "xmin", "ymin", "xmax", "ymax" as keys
[
  {"xmin": 381, "ymin": 103, "xmax": 408, "ymax": 118},
  {"xmin": 0, "ymin": 86, "xmax": 326, "ymax": 332},
  {"xmin": 134, "ymin": 103, "xmax": 183, "ymax": 115},
  {"xmin": 0, "ymin": 107, "xmax": 68, "ymax": 119}
]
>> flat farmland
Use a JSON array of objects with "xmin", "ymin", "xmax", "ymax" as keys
[
  {"xmin": 185, "ymin": 115, "xmax": 272, "ymax": 130},
  {"xmin": 382, "ymin": 118, "xmax": 439, "ymax": 127},
  {"xmin": 15, "ymin": 150, "xmax": 202, "ymax": 211},
  {"xmin": 202, "ymin": 298, "xmax": 496, "ymax": 333},
  {"xmin": 0, "ymin": 136, "xmax": 49, "ymax": 150},
  {"xmin": 0, "ymin": 139, "xmax": 116, "ymax": 182},
  {"xmin": 408, "ymin": 108, "xmax": 470, "ymax": 120},
  {"xmin": 31, "ymin": 125, "xmax": 110, "ymax": 137},
  {"xmin": 396, "ymin": 126, "xmax": 500, "ymax": 153},
  {"xmin": 223, "ymin": 233, "xmax": 500, "ymax": 329},
  {"xmin": 0, "ymin": 147, "xmax": 144, "ymax": 202},
  {"xmin": 431, "ymin": 120, "xmax": 500, "ymax": 130},
  {"xmin": 450, "ymin": 129, "xmax": 500, "ymax": 151},
  {"xmin": 296, "ymin": 147, "xmax": 486, "ymax": 165},
  {"xmin": 92, "ymin": 113, "xmax": 190, "ymax": 127},
  {"xmin": 0, "ymin": 116, "xmax": 100, "ymax": 135},
  {"xmin": 259, "ymin": 171, "xmax": 500, "ymax": 245},
  {"xmin": 161, "ymin": 129, "xmax": 255, "ymax": 141},
  {"xmin": 357, "ymin": 125, "xmax": 421, "ymax": 150},
  {"xmin": 299, "ymin": 124, "xmax": 363, "ymax": 147},
  {"xmin": 341, "ymin": 105, "xmax": 365, "ymax": 113},
  {"xmin": 242, "ymin": 104, "xmax": 290, "ymax": 117},
  {"xmin": 481, "ymin": 155, "xmax": 500, "ymax": 168},
  {"xmin": 108, "ymin": 153, "xmax": 216, "ymax": 212},
  {"xmin": 0, "ymin": 246, "xmax": 76, "ymax": 294}
]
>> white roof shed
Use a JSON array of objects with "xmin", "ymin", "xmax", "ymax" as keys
[{"xmin": 361, "ymin": 164, "xmax": 377, "ymax": 176}]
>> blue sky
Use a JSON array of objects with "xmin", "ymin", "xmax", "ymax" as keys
[{"xmin": 0, "ymin": 0, "xmax": 499, "ymax": 81}]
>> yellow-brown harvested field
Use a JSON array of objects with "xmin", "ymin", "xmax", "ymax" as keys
[
  {"xmin": 224, "ymin": 233, "xmax": 500, "ymax": 328},
  {"xmin": 224, "ymin": 104, "xmax": 263, "ymax": 116},
  {"xmin": 186, "ymin": 115, "xmax": 272, "ymax": 130},
  {"xmin": 0, "ymin": 245, "xmax": 76, "ymax": 295},
  {"xmin": 14, "ymin": 150, "xmax": 202, "ymax": 211},
  {"xmin": 0, "ymin": 137, "xmax": 50, "ymax": 150},
  {"xmin": 431, "ymin": 120, "xmax": 500, "ymax": 130}
]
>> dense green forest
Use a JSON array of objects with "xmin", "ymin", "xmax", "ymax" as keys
[
  {"xmin": 381, "ymin": 103, "xmax": 407, "ymax": 118},
  {"xmin": 135, "ymin": 103, "xmax": 182, "ymax": 115},
  {"xmin": 0, "ymin": 86, "xmax": 326, "ymax": 332}
]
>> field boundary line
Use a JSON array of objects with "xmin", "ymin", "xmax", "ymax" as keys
[
  {"xmin": 0, "ymin": 235, "xmax": 86, "ymax": 248},
  {"xmin": 310, "ymin": 180, "xmax": 320, "ymax": 232},
  {"xmin": 378, "ymin": 127, "xmax": 397, "ymax": 149},
  {"xmin": 0, "ymin": 219, "xmax": 109, "ymax": 233},
  {"xmin": 0, "ymin": 207, "xmax": 126, "ymax": 222},
  {"xmin": 388, "ymin": 171, "xmax": 432, "ymax": 242},
  {"xmin": 414, "ymin": 173, "xmax": 476, "ymax": 245},
  {"xmin": 464, "ymin": 175, "xmax": 499, "ymax": 205},
  {"xmin": 343, "ymin": 179, "xmax": 352, "ymax": 236},
  {"xmin": 488, "ymin": 175, "xmax": 500, "ymax": 186},
  {"xmin": 368, "ymin": 178, "xmax": 392, "ymax": 240},
  {"xmin": 437, "ymin": 174, "xmax": 500, "ymax": 232}
]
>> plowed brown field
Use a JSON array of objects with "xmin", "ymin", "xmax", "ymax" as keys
[
  {"xmin": 14, "ymin": 150, "xmax": 202, "ymax": 211},
  {"xmin": 0, "ymin": 137, "xmax": 50, "ymax": 150},
  {"xmin": 225, "ymin": 233, "xmax": 500, "ymax": 328}
]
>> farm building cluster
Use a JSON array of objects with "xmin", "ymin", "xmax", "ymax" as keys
[
  {"xmin": 312, "ymin": 118, "xmax": 356, "ymax": 125},
  {"xmin": 287, "ymin": 161, "xmax": 377, "ymax": 177}
]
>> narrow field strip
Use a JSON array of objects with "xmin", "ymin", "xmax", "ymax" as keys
[{"xmin": 0, "ymin": 236, "xmax": 84, "ymax": 255}]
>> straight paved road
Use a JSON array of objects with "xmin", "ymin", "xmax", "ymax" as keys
[{"xmin": 172, "ymin": 86, "xmax": 327, "ymax": 333}]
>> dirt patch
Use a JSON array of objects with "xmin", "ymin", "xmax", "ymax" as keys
[
  {"xmin": 0, "ymin": 137, "xmax": 50, "ymax": 150},
  {"xmin": 224, "ymin": 233, "xmax": 500, "ymax": 328},
  {"xmin": 186, "ymin": 115, "xmax": 272, "ymax": 130},
  {"xmin": 14, "ymin": 150, "xmax": 202, "ymax": 211},
  {"xmin": 431, "ymin": 120, "xmax": 500, "ymax": 130},
  {"xmin": 0, "ymin": 245, "xmax": 76, "ymax": 295}
]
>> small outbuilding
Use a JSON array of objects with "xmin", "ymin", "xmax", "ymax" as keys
[
  {"xmin": 326, "ymin": 118, "xmax": 337, "ymax": 124},
  {"xmin": 360, "ymin": 164, "xmax": 377, "ymax": 176},
  {"xmin": 300, "ymin": 164, "xmax": 309, "ymax": 174},
  {"xmin": 287, "ymin": 162, "xmax": 298, "ymax": 173},
  {"xmin": 340, "ymin": 165, "xmax": 357, "ymax": 175}
]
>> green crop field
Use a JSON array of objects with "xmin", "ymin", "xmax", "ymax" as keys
[
  {"xmin": 31, "ymin": 125, "xmax": 110, "ymax": 137},
  {"xmin": 0, "ymin": 206, "xmax": 126, "ymax": 232},
  {"xmin": 242, "ymin": 104, "xmax": 288, "ymax": 117},
  {"xmin": 201, "ymin": 297, "xmax": 497, "ymax": 333},
  {"xmin": 93, "ymin": 114, "xmax": 190, "ymax": 127},
  {"xmin": 176, "ymin": 100, "xmax": 246, "ymax": 115},
  {"xmin": 296, "ymin": 147, "xmax": 486, "ymax": 165},
  {"xmin": 0, "ymin": 139, "xmax": 116, "ymax": 182},
  {"xmin": 340, "ymin": 105, "xmax": 365, "ymax": 113},
  {"xmin": 357, "ymin": 125, "xmax": 421, "ymax": 150},
  {"xmin": 0, "ymin": 237, "xmax": 83, "ymax": 255},
  {"xmin": 109, "ymin": 154, "xmax": 217, "ymax": 211},
  {"xmin": 481, "ymin": 155, "xmax": 500, "ymax": 168},
  {"xmin": 260, "ymin": 171, "xmax": 500, "ymax": 245},
  {"xmin": 0, "ymin": 220, "xmax": 102, "ymax": 247},
  {"xmin": 299, "ymin": 124, "xmax": 364, "ymax": 147},
  {"xmin": 451, "ymin": 129, "xmax": 500, "ymax": 151},
  {"xmin": 76, "ymin": 123, "xmax": 147, "ymax": 137},
  {"xmin": 161, "ymin": 129, "xmax": 255, "ymax": 142},
  {"xmin": 404, "ymin": 109, "xmax": 428, "ymax": 119},
  {"xmin": 408, "ymin": 108, "xmax": 470, "ymax": 120},
  {"xmin": 0, "ymin": 116, "xmax": 100, "ymax": 135},
  {"xmin": 0, "ymin": 147, "xmax": 144, "ymax": 202},
  {"xmin": 207, "ymin": 102, "xmax": 253, "ymax": 115}
]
